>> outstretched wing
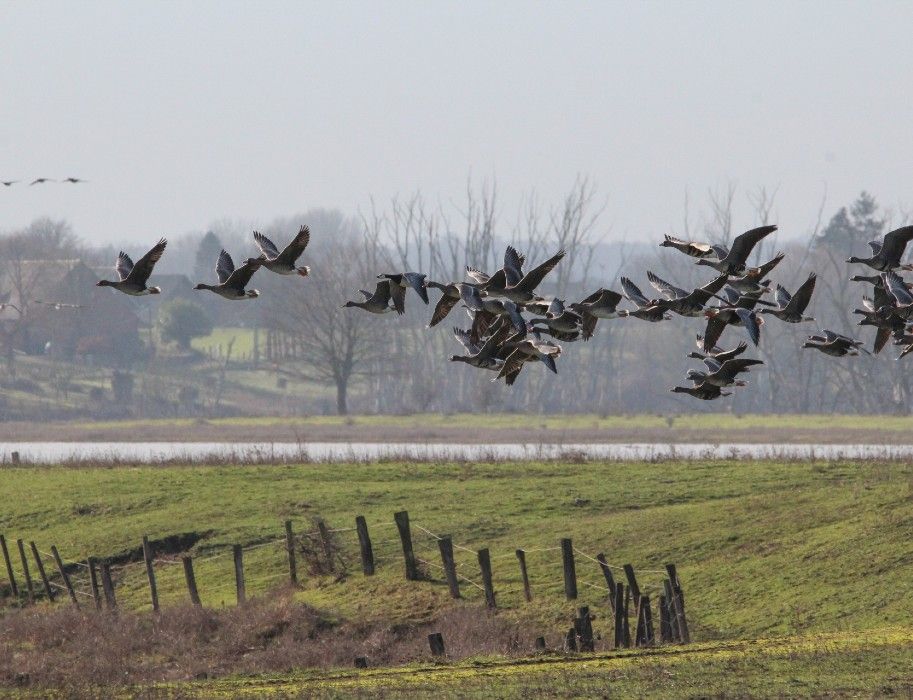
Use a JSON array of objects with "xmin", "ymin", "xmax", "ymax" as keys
[
  {"xmin": 734, "ymin": 308, "xmax": 761, "ymax": 346},
  {"xmin": 225, "ymin": 259, "xmax": 260, "ymax": 290},
  {"xmin": 774, "ymin": 284, "xmax": 792, "ymax": 310},
  {"xmin": 702, "ymin": 316, "xmax": 728, "ymax": 352},
  {"xmin": 115, "ymin": 252, "xmax": 134, "ymax": 281},
  {"xmin": 389, "ymin": 283, "xmax": 406, "ymax": 315},
  {"xmin": 513, "ymin": 249, "xmax": 565, "ymax": 293},
  {"xmin": 620, "ymin": 277, "xmax": 650, "ymax": 307},
  {"xmin": 880, "ymin": 225, "xmax": 913, "ymax": 265},
  {"xmin": 465, "ymin": 266, "xmax": 490, "ymax": 284},
  {"xmin": 403, "ymin": 272, "xmax": 429, "ymax": 304},
  {"xmin": 276, "ymin": 226, "xmax": 310, "ymax": 265},
  {"xmin": 216, "ymin": 250, "xmax": 236, "ymax": 284},
  {"xmin": 785, "ymin": 273, "xmax": 817, "ymax": 314},
  {"xmin": 727, "ymin": 225, "xmax": 777, "ymax": 266},
  {"xmin": 370, "ymin": 280, "xmax": 393, "ymax": 305},
  {"xmin": 647, "ymin": 271, "xmax": 687, "ymax": 299},
  {"xmin": 253, "ymin": 231, "xmax": 281, "ymax": 259},
  {"xmin": 883, "ymin": 271, "xmax": 913, "ymax": 306},
  {"xmin": 452, "ymin": 327, "xmax": 478, "ymax": 354},
  {"xmin": 126, "ymin": 238, "xmax": 167, "ymax": 285},
  {"xmin": 503, "ymin": 246, "xmax": 525, "ymax": 286},
  {"xmin": 429, "ymin": 295, "xmax": 459, "ymax": 327}
]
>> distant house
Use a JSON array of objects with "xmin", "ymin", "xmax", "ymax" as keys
[{"xmin": 0, "ymin": 259, "xmax": 144, "ymax": 363}]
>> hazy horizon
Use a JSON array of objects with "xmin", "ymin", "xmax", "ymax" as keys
[{"xmin": 2, "ymin": 1, "xmax": 912, "ymax": 245}]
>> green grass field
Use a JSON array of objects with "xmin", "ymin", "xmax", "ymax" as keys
[{"xmin": 2, "ymin": 457, "xmax": 912, "ymax": 696}]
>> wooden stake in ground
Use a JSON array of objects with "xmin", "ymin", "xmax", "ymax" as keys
[
  {"xmin": 438, "ymin": 536, "xmax": 460, "ymax": 599},
  {"xmin": 316, "ymin": 519, "xmax": 335, "ymax": 573},
  {"xmin": 613, "ymin": 582, "xmax": 625, "ymax": 648},
  {"xmin": 182, "ymin": 556, "xmax": 201, "ymax": 606},
  {"xmin": 355, "ymin": 516, "xmax": 374, "ymax": 576},
  {"xmin": 50, "ymin": 546, "xmax": 79, "ymax": 607},
  {"xmin": 394, "ymin": 511, "xmax": 418, "ymax": 581},
  {"xmin": 100, "ymin": 563, "xmax": 116, "ymax": 610},
  {"xmin": 478, "ymin": 548, "xmax": 496, "ymax": 609},
  {"xmin": 596, "ymin": 553, "xmax": 616, "ymax": 613},
  {"xmin": 233, "ymin": 544, "xmax": 245, "ymax": 605},
  {"xmin": 88, "ymin": 557, "xmax": 102, "ymax": 611},
  {"xmin": 428, "ymin": 632, "xmax": 446, "ymax": 657},
  {"xmin": 29, "ymin": 542, "xmax": 54, "ymax": 602},
  {"xmin": 142, "ymin": 536, "xmax": 159, "ymax": 612},
  {"xmin": 16, "ymin": 539, "xmax": 34, "ymax": 603},
  {"xmin": 284, "ymin": 520, "xmax": 298, "ymax": 585},
  {"xmin": 0, "ymin": 535, "xmax": 19, "ymax": 598},
  {"xmin": 516, "ymin": 549, "xmax": 532, "ymax": 602},
  {"xmin": 561, "ymin": 538, "xmax": 577, "ymax": 600}
]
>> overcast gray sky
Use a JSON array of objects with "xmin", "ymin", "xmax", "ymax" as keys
[{"xmin": 1, "ymin": 1, "xmax": 911, "ymax": 245}]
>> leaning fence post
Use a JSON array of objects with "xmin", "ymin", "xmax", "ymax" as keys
[
  {"xmin": 142, "ymin": 536, "xmax": 159, "ymax": 612},
  {"xmin": 438, "ymin": 536, "xmax": 460, "ymax": 599},
  {"xmin": 666, "ymin": 563, "xmax": 690, "ymax": 643},
  {"xmin": 100, "ymin": 562, "xmax": 116, "ymax": 610},
  {"xmin": 477, "ymin": 548, "xmax": 496, "ymax": 609},
  {"xmin": 233, "ymin": 545, "xmax": 245, "ymax": 604},
  {"xmin": 16, "ymin": 539, "xmax": 35, "ymax": 603},
  {"xmin": 561, "ymin": 538, "xmax": 577, "ymax": 600},
  {"xmin": 393, "ymin": 511, "xmax": 418, "ymax": 581},
  {"xmin": 284, "ymin": 520, "xmax": 298, "ymax": 585},
  {"xmin": 316, "ymin": 519, "xmax": 335, "ymax": 573},
  {"xmin": 613, "ymin": 582, "xmax": 625, "ymax": 648},
  {"xmin": 182, "ymin": 556, "xmax": 201, "ymax": 606},
  {"xmin": 516, "ymin": 549, "xmax": 532, "ymax": 602},
  {"xmin": 355, "ymin": 516, "xmax": 375, "ymax": 576},
  {"xmin": 29, "ymin": 542, "xmax": 54, "ymax": 602},
  {"xmin": 50, "ymin": 546, "xmax": 78, "ymax": 607},
  {"xmin": 623, "ymin": 563, "xmax": 641, "ymax": 607},
  {"xmin": 88, "ymin": 557, "xmax": 102, "ymax": 610},
  {"xmin": 0, "ymin": 535, "xmax": 19, "ymax": 598},
  {"xmin": 596, "ymin": 554, "xmax": 616, "ymax": 613}
]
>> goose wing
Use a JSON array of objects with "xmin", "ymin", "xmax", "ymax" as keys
[
  {"xmin": 620, "ymin": 277, "xmax": 650, "ymax": 307},
  {"xmin": 389, "ymin": 282, "xmax": 406, "ymax": 315},
  {"xmin": 734, "ymin": 308, "xmax": 761, "ymax": 345},
  {"xmin": 452, "ymin": 327, "xmax": 479, "ymax": 354},
  {"xmin": 785, "ymin": 273, "xmax": 816, "ymax": 314},
  {"xmin": 686, "ymin": 273, "xmax": 729, "ymax": 304},
  {"xmin": 512, "ymin": 249, "xmax": 565, "ymax": 293},
  {"xmin": 882, "ymin": 271, "xmax": 913, "ymax": 306},
  {"xmin": 403, "ymin": 272, "xmax": 429, "ymax": 304},
  {"xmin": 774, "ymin": 284, "xmax": 792, "ymax": 310},
  {"xmin": 465, "ymin": 266, "xmax": 490, "ymax": 284},
  {"xmin": 369, "ymin": 280, "xmax": 393, "ymax": 305},
  {"xmin": 216, "ymin": 250, "xmax": 236, "ymax": 284},
  {"xmin": 275, "ymin": 225, "xmax": 310, "ymax": 265},
  {"xmin": 253, "ymin": 231, "xmax": 281, "ymax": 259},
  {"xmin": 429, "ymin": 294, "xmax": 459, "ymax": 327},
  {"xmin": 647, "ymin": 271, "xmax": 687, "ymax": 299},
  {"xmin": 745, "ymin": 252, "xmax": 785, "ymax": 280},
  {"xmin": 702, "ymin": 316, "xmax": 728, "ymax": 352},
  {"xmin": 503, "ymin": 246, "xmax": 525, "ymax": 286},
  {"xmin": 726, "ymin": 225, "xmax": 777, "ymax": 265},
  {"xmin": 879, "ymin": 225, "xmax": 913, "ymax": 265},
  {"xmin": 126, "ymin": 238, "xmax": 167, "ymax": 285},
  {"xmin": 115, "ymin": 251, "xmax": 134, "ymax": 281},
  {"xmin": 224, "ymin": 259, "xmax": 260, "ymax": 290}
]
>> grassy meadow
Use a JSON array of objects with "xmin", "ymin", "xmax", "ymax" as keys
[{"xmin": 1, "ymin": 457, "xmax": 913, "ymax": 696}]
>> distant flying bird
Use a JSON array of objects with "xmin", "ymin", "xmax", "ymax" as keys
[
  {"xmin": 62, "ymin": 177, "xmax": 87, "ymax": 184},
  {"xmin": 194, "ymin": 250, "xmax": 262, "ymax": 300},
  {"xmin": 96, "ymin": 239, "xmax": 167, "ymax": 296},
  {"xmin": 249, "ymin": 226, "xmax": 311, "ymax": 276},
  {"xmin": 29, "ymin": 178, "xmax": 55, "ymax": 185},
  {"xmin": 1, "ymin": 180, "xmax": 18, "ymax": 187}
]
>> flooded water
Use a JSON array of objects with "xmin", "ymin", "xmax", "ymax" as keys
[{"xmin": 0, "ymin": 441, "xmax": 911, "ymax": 464}]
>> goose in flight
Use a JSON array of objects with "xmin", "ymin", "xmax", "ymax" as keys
[
  {"xmin": 760, "ymin": 273, "xmax": 817, "ymax": 323},
  {"xmin": 483, "ymin": 249, "xmax": 565, "ymax": 304},
  {"xmin": 670, "ymin": 382, "xmax": 731, "ymax": 400},
  {"xmin": 29, "ymin": 178, "xmax": 55, "ymax": 185},
  {"xmin": 647, "ymin": 271, "xmax": 729, "ymax": 317},
  {"xmin": 1, "ymin": 180, "xmax": 18, "ymax": 187},
  {"xmin": 847, "ymin": 225, "xmax": 913, "ymax": 271},
  {"xmin": 249, "ymin": 226, "xmax": 311, "ymax": 276},
  {"xmin": 62, "ymin": 177, "xmax": 87, "ymax": 184},
  {"xmin": 96, "ymin": 239, "xmax": 167, "ymax": 296},
  {"xmin": 378, "ymin": 272, "xmax": 430, "ymax": 313},
  {"xmin": 194, "ymin": 250, "xmax": 262, "ymax": 300},
  {"xmin": 343, "ymin": 280, "xmax": 398, "ymax": 314},
  {"xmin": 696, "ymin": 225, "xmax": 778, "ymax": 275},
  {"xmin": 569, "ymin": 288, "xmax": 624, "ymax": 340},
  {"xmin": 659, "ymin": 234, "xmax": 718, "ymax": 259},
  {"xmin": 803, "ymin": 330, "xmax": 869, "ymax": 357}
]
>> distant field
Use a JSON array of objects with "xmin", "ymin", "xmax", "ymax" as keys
[
  {"xmin": 190, "ymin": 326, "xmax": 259, "ymax": 358},
  {"xmin": 3, "ymin": 411, "xmax": 913, "ymax": 443},
  {"xmin": 3, "ymin": 456, "xmax": 913, "ymax": 695}
]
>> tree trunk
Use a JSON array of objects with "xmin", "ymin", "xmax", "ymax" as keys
[{"xmin": 336, "ymin": 378, "xmax": 348, "ymax": 415}]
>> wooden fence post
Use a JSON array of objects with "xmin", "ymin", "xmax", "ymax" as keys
[
  {"xmin": 623, "ymin": 563, "xmax": 641, "ymax": 607},
  {"xmin": 100, "ymin": 563, "xmax": 116, "ymax": 610},
  {"xmin": 355, "ymin": 516, "xmax": 374, "ymax": 576},
  {"xmin": 10, "ymin": 451, "xmax": 20, "ymax": 465},
  {"xmin": 623, "ymin": 585, "xmax": 632, "ymax": 648},
  {"xmin": 284, "ymin": 520, "xmax": 298, "ymax": 584},
  {"xmin": 142, "ymin": 536, "xmax": 159, "ymax": 612},
  {"xmin": 535, "ymin": 636, "xmax": 546, "ymax": 652},
  {"xmin": 182, "ymin": 556, "xmax": 201, "ymax": 606},
  {"xmin": 613, "ymin": 582, "xmax": 625, "ymax": 648},
  {"xmin": 561, "ymin": 538, "xmax": 577, "ymax": 600},
  {"xmin": 428, "ymin": 632, "xmax": 446, "ymax": 657},
  {"xmin": 50, "ymin": 546, "xmax": 78, "ymax": 607},
  {"xmin": 29, "ymin": 542, "xmax": 54, "ymax": 602},
  {"xmin": 640, "ymin": 595, "xmax": 655, "ymax": 647},
  {"xmin": 16, "ymin": 539, "xmax": 34, "ymax": 603},
  {"xmin": 576, "ymin": 606, "xmax": 594, "ymax": 652},
  {"xmin": 478, "ymin": 548, "xmax": 496, "ymax": 609},
  {"xmin": 596, "ymin": 554, "xmax": 616, "ymax": 613},
  {"xmin": 233, "ymin": 545, "xmax": 245, "ymax": 604},
  {"xmin": 663, "ymin": 579, "xmax": 681, "ymax": 642},
  {"xmin": 565, "ymin": 627, "xmax": 577, "ymax": 651},
  {"xmin": 666, "ymin": 564, "xmax": 690, "ymax": 643},
  {"xmin": 316, "ymin": 519, "xmax": 335, "ymax": 573},
  {"xmin": 393, "ymin": 511, "xmax": 418, "ymax": 581},
  {"xmin": 0, "ymin": 535, "xmax": 18, "ymax": 598},
  {"xmin": 88, "ymin": 557, "xmax": 102, "ymax": 610},
  {"xmin": 354, "ymin": 656, "xmax": 368, "ymax": 668},
  {"xmin": 438, "ymin": 536, "xmax": 460, "ymax": 599},
  {"xmin": 516, "ymin": 549, "xmax": 532, "ymax": 602}
]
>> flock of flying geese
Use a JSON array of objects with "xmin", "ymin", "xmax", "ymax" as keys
[
  {"xmin": 93, "ymin": 221, "xmax": 913, "ymax": 399},
  {"xmin": 2, "ymin": 178, "xmax": 86, "ymax": 186}
]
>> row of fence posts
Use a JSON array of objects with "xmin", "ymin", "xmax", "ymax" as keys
[{"xmin": 2, "ymin": 510, "xmax": 689, "ymax": 653}]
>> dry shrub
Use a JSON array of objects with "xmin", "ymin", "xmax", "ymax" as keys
[{"xmin": 0, "ymin": 591, "xmax": 529, "ymax": 691}]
